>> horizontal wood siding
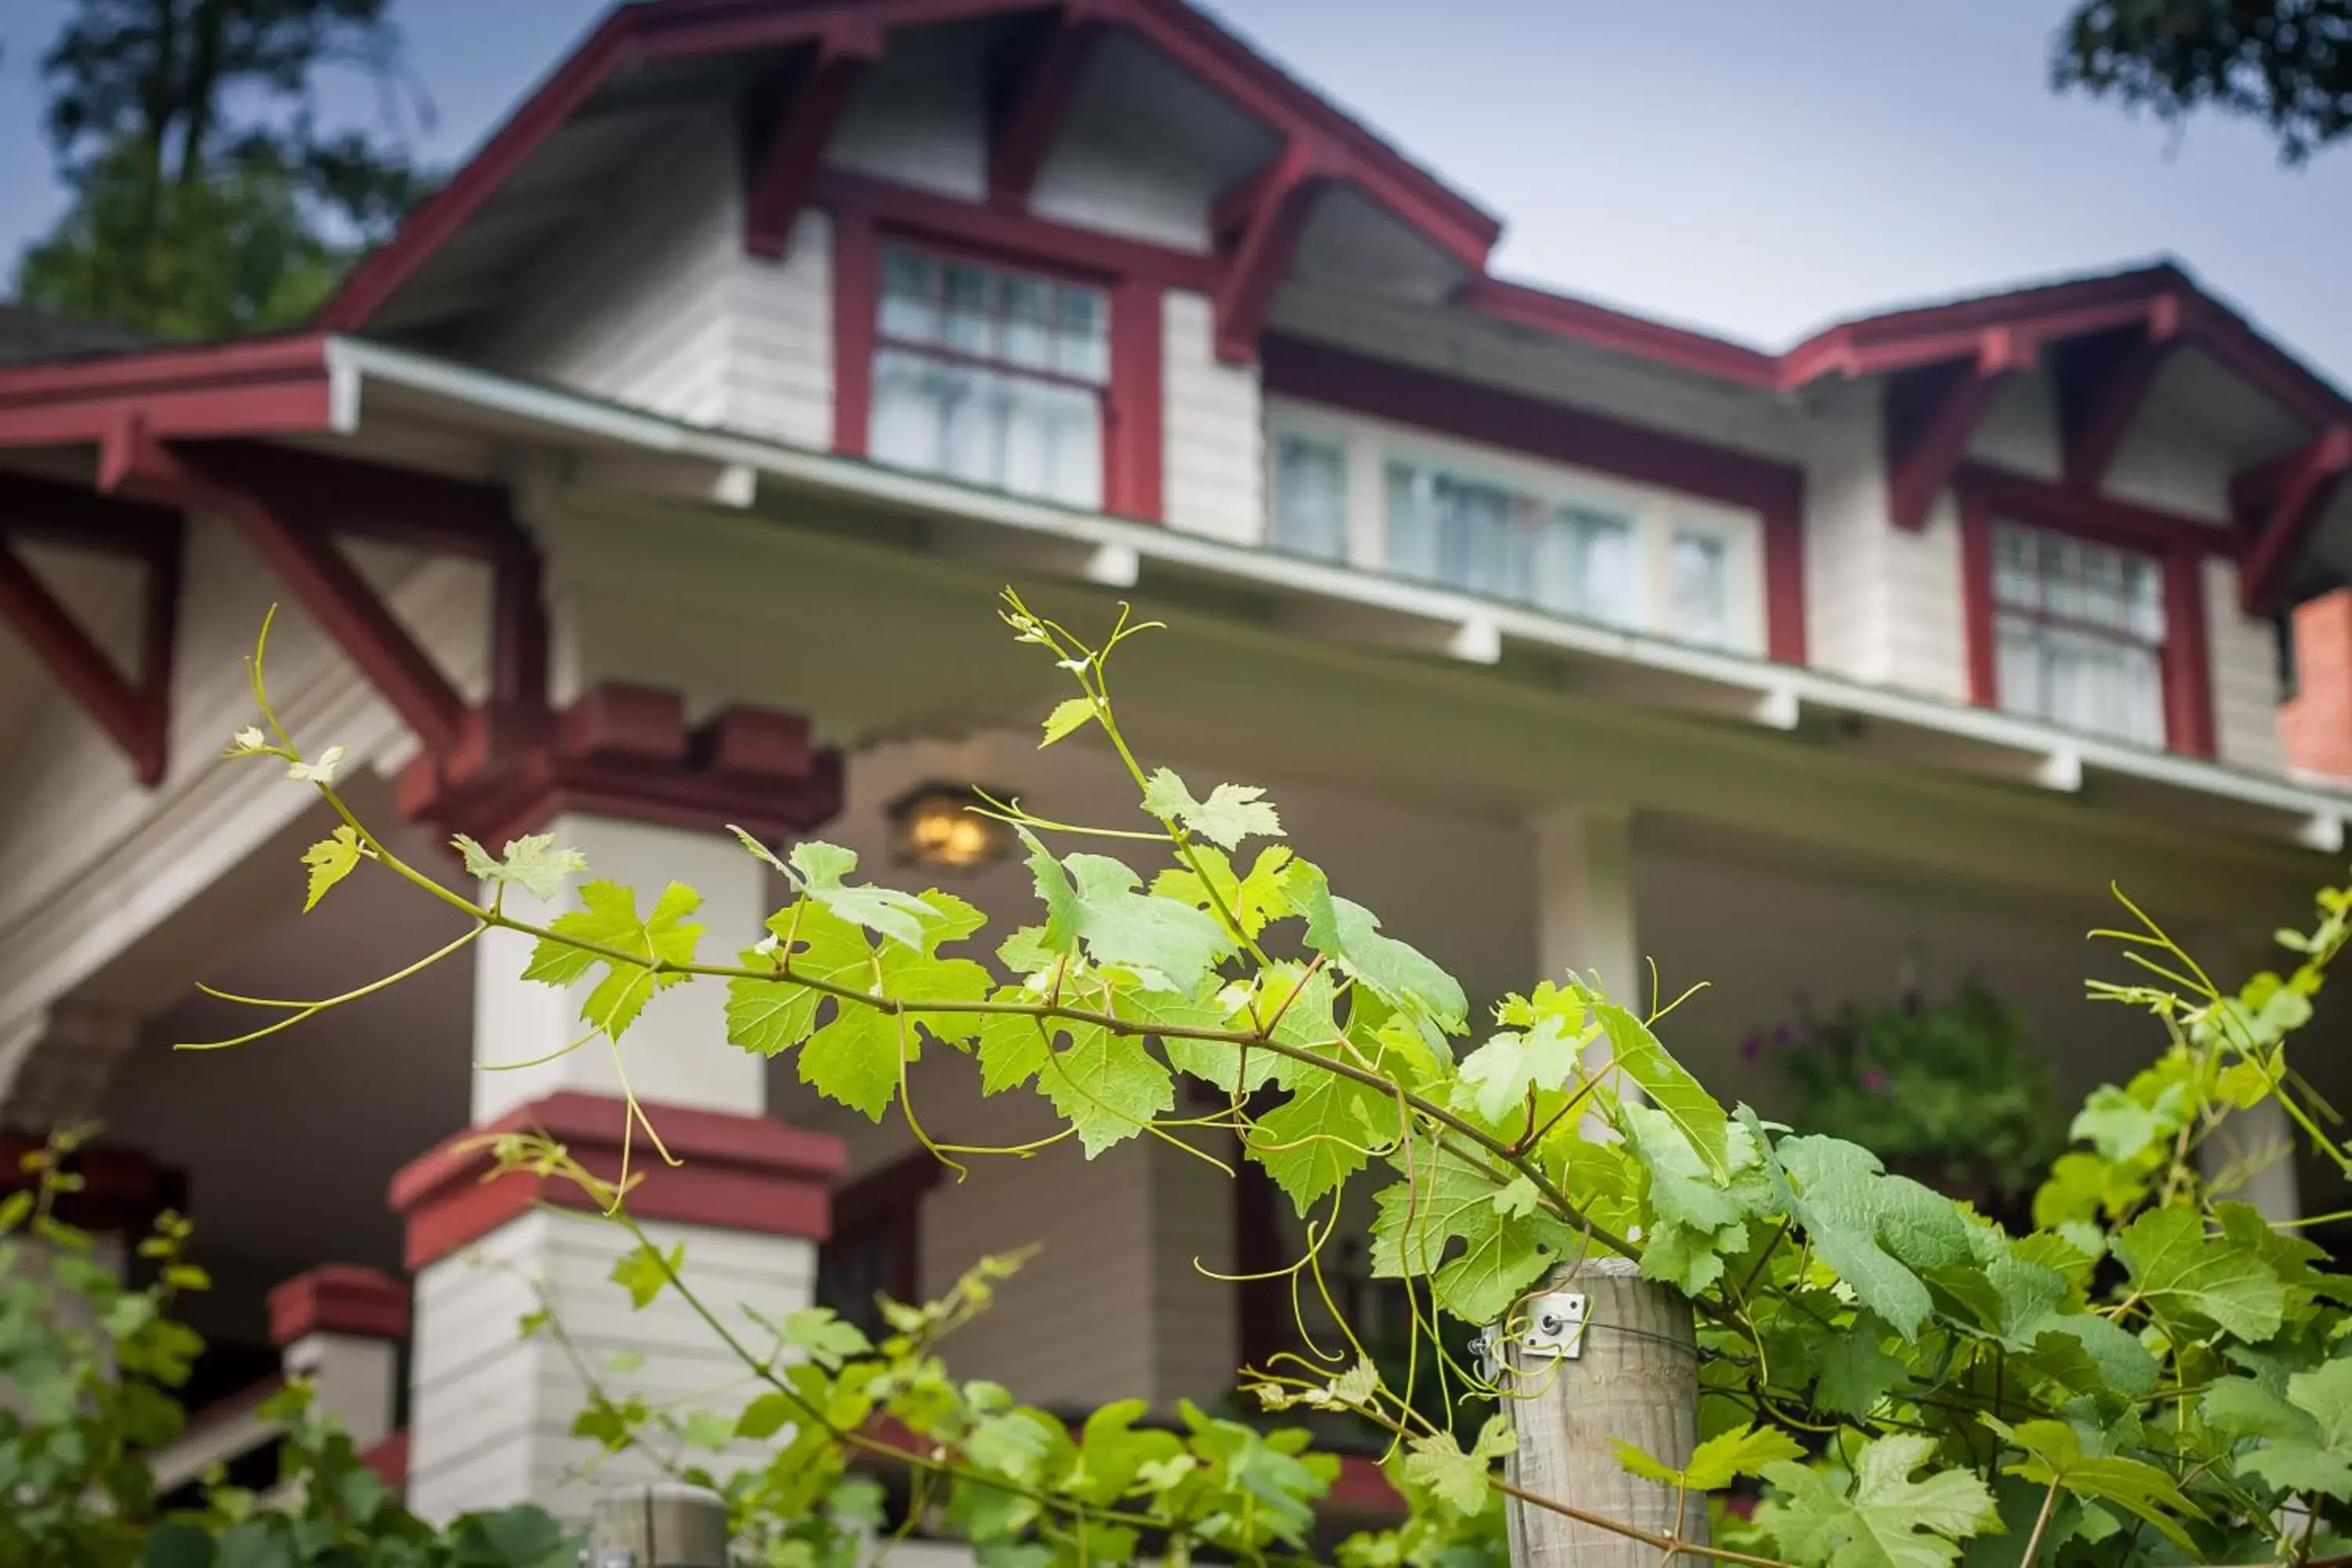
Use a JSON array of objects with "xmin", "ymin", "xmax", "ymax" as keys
[
  {"xmin": 1162, "ymin": 289, "xmax": 1264, "ymax": 543},
  {"xmin": 2205, "ymin": 555, "xmax": 2288, "ymax": 771},
  {"xmin": 732, "ymin": 209, "xmax": 836, "ymax": 449}
]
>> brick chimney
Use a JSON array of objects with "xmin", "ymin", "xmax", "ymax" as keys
[{"xmin": 2281, "ymin": 590, "xmax": 2352, "ymax": 779}]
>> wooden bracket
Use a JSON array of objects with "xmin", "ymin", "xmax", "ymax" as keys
[
  {"xmin": 1211, "ymin": 142, "xmax": 1334, "ymax": 365},
  {"xmin": 986, "ymin": 0, "xmax": 1116, "ymax": 209},
  {"xmin": 2055, "ymin": 295, "xmax": 2181, "ymax": 490},
  {"xmin": 1883, "ymin": 328, "xmax": 2035, "ymax": 531},
  {"xmin": 0, "ymin": 467, "xmax": 180, "ymax": 786},
  {"xmin": 745, "ymin": 20, "xmax": 884, "ymax": 260},
  {"xmin": 2236, "ymin": 426, "xmax": 2352, "ymax": 615}
]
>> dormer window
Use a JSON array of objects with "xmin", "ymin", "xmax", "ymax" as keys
[
  {"xmin": 869, "ymin": 245, "xmax": 1110, "ymax": 510},
  {"xmin": 1990, "ymin": 520, "xmax": 2168, "ymax": 747}
]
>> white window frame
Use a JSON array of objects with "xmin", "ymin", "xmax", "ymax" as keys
[{"xmin": 1261, "ymin": 398, "xmax": 1767, "ymax": 655}]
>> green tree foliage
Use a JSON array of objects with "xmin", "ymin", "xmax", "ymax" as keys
[
  {"xmin": 2055, "ymin": 0, "xmax": 2352, "ymax": 163},
  {"xmin": 14, "ymin": 0, "xmax": 430, "ymax": 336},
  {"xmin": 212, "ymin": 592, "xmax": 2352, "ymax": 1568}
]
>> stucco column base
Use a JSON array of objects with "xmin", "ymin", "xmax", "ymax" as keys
[{"xmin": 387, "ymin": 1091, "xmax": 842, "ymax": 1522}]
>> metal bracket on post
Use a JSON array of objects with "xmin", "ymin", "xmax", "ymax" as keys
[
  {"xmin": 586, "ymin": 1483, "xmax": 730, "ymax": 1567},
  {"xmin": 1474, "ymin": 1288, "xmax": 1592, "ymax": 1381}
]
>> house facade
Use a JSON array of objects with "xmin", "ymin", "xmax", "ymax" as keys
[{"xmin": 2, "ymin": 0, "xmax": 2350, "ymax": 1522}]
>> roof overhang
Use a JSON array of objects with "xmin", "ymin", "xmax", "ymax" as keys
[{"xmin": 2, "ymin": 332, "xmax": 2336, "ymax": 858}]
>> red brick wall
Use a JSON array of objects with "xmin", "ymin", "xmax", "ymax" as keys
[{"xmin": 2281, "ymin": 590, "xmax": 2352, "ymax": 779}]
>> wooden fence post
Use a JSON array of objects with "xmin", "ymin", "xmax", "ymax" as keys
[
  {"xmin": 586, "ymin": 1483, "xmax": 731, "ymax": 1567},
  {"xmin": 1486, "ymin": 1254, "xmax": 1703, "ymax": 1567}
]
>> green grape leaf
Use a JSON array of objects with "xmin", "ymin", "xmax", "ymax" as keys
[
  {"xmin": 1759, "ymin": 1434, "xmax": 1998, "ymax": 1568},
  {"xmin": 1142, "ymin": 768, "xmax": 1284, "ymax": 850},
  {"xmin": 1250, "ymin": 1066, "xmax": 1388, "ymax": 1212},
  {"xmin": 454, "ymin": 830, "xmax": 587, "ymax": 901},
  {"xmin": 1368, "ymin": 1144, "xmax": 1574, "ymax": 1326},
  {"xmin": 1615, "ymin": 1421, "xmax": 1803, "ymax": 1490},
  {"xmin": 1040, "ymin": 1022, "xmax": 1174, "ymax": 1156},
  {"xmin": 783, "ymin": 1306, "xmax": 872, "ymax": 1370},
  {"xmin": 1592, "ymin": 999, "xmax": 1730, "ymax": 1176},
  {"xmin": 1814, "ymin": 1316, "xmax": 1907, "ymax": 1417},
  {"xmin": 610, "ymin": 1240, "xmax": 683, "ymax": 1310},
  {"xmin": 978, "ymin": 1003, "xmax": 1060, "ymax": 1094},
  {"xmin": 300, "ymin": 825, "xmax": 363, "ymax": 912},
  {"xmin": 1624, "ymin": 1103, "xmax": 1754, "ymax": 1295},
  {"xmin": 1023, "ymin": 830, "xmax": 1236, "ymax": 992},
  {"xmin": 1994, "ymin": 1418, "xmax": 2201, "ymax": 1551},
  {"xmin": 1455, "ymin": 1015, "xmax": 1581, "ymax": 1126},
  {"xmin": 1040, "ymin": 696, "xmax": 1098, "ymax": 748},
  {"xmin": 2068, "ymin": 1085, "xmax": 2168, "ymax": 1163},
  {"xmin": 1288, "ymin": 862, "xmax": 1467, "ymax": 1034},
  {"xmin": 2204, "ymin": 1363, "xmax": 2352, "ymax": 1499},
  {"xmin": 523, "ymin": 880, "xmax": 704, "ymax": 1040},
  {"xmin": 800, "ymin": 1003, "xmax": 905, "ymax": 1121},
  {"xmin": 724, "ymin": 902, "xmax": 873, "ymax": 1058},
  {"xmin": 789, "ymin": 841, "xmax": 940, "ymax": 952},
  {"xmin": 1759, "ymin": 1131, "xmax": 1976, "ymax": 1342},
  {"xmin": 2112, "ymin": 1207, "xmax": 2285, "ymax": 1343},
  {"xmin": 1402, "ymin": 1413, "xmax": 1515, "ymax": 1515},
  {"xmin": 1152, "ymin": 844, "xmax": 1299, "ymax": 939}
]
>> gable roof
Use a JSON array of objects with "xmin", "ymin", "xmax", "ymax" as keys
[{"xmin": 318, "ymin": 0, "xmax": 1502, "ymax": 336}]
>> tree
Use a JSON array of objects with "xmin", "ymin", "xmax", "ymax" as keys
[
  {"xmin": 2055, "ymin": 0, "xmax": 2352, "ymax": 163},
  {"xmin": 13, "ymin": 0, "xmax": 433, "ymax": 338}
]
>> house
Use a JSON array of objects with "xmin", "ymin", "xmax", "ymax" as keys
[{"xmin": 0, "ymin": 0, "xmax": 2347, "ymax": 1522}]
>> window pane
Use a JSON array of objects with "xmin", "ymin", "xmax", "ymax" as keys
[
  {"xmin": 1438, "ymin": 477, "xmax": 1514, "ymax": 597},
  {"xmin": 1054, "ymin": 288, "xmax": 1109, "ymax": 383},
  {"xmin": 879, "ymin": 249, "xmax": 941, "ymax": 344},
  {"xmin": 1670, "ymin": 531, "xmax": 1730, "ymax": 645},
  {"xmin": 1385, "ymin": 463, "xmax": 1443, "ymax": 581},
  {"xmin": 1000, "ymin": 275, "xmax": 1054, "ymax": 371},
  {"xmin": 1272, "ymin": 434, "xmax": 1348, "ymax": 561},
  {"xmin": 870, "ymin": 350, "xmax": 1101, "ymax": 510},
  {"xmin": 1567, "ymin": 506, "xmax": 1639, "ymax": 625},
  {"xmin": 942, "ymin": 263, "xmax": 992, "ymax": 354},
  {"xmin": 1992, "ymin": 524, "xmax": 2038, "ymax": 608}
]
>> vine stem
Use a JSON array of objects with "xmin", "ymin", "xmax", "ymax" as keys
[{"xmin": 2016, "ymin": 1478, "xmax": 2062, "ymax": 1568}]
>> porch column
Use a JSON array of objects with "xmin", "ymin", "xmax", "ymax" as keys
[
  {"xmin": 1530, "ymin": 804, "xmax": 1638, "ymax": 1002},
  {"xmin": 391, "ymin": 811, "xmax": 844, "ymax": 1523},
  {"xmin": 267, "ymin": 1265, "xmax": 408, "ymax": 1453}
]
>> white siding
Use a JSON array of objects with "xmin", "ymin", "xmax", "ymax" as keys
[
  {"xmin": 408, "ymin": 1210, "xmax": 815, "ymax": 1523},
  {"xmin": 733, "ymin": 209, "xmax": 835, "ymax": 449},
  {"xmin": 828, "ymin": 30, "xmax": 987, "ymax": 200},
  {"xmin": 1800, "ymin": 387, "xmax": 1889, "ymax": 684},
  {"xmin": 485, "ymin": 115, "xmax": 741, "ymax": 426},
  {"xmin": 1031, "ymin": 107, "xmax": 1218, "ymax": 253},
  {"xmin": 1888, "ymin": 499, "xmax": 1972, "ymax": 702},
  {"xmin": 1969, "ymin": 377, "xmax": 2062, "ymax": 479},
  {"xmin": 1163, "ymin": 289, "xmax": 1265, "ymax": 544},
  {"xmin": 2206, "ymin": 555, "xmax": 2287, "ymax": 772},
  {"xmin": 2109, "ymin": 407, "xmax": 2233, "ymax": 519}
]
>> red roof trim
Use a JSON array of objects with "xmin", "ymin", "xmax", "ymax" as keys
[{"xmin": 1460, "ymin": 277, "xmax": 1782, "ymax": 391}]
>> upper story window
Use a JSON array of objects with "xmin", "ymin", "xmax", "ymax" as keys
[
  {"xmin": 1989, "ymin": 520, "xmax": 2168, "ymax": 748},
  {"xmin": 1265, "ymin": 407, "xmax": 1759, "ymax": 652},
  {"xmin": 869, "ymin": 245, "xmax": 1110, "ymax": 510}
]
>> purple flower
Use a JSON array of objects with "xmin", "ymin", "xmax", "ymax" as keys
[
  {"xmin": 1739, "ymin": 1031, "xmax": 1762, "ymax": 1063},
  {"xmin": 1771, "ymin": 1023, "xmax": 1795, "ymax": 1047},
  {"xmin": 1862, "ymin": 1067, "xmax": 1890, "ymax": 1093}
]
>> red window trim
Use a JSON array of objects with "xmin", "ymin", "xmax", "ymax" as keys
[
  {"xmin": 1260, "ymin": 332, "xmax": 1809, "ymax": 664},
  {"xmin": 1954, "ymin": 463, "xmax": 2218, "ymax": 758},
  {"xmin": 824, "ymin": 173, "xmax": 1174, "ymax": 520}
]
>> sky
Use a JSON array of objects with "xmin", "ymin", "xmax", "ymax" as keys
[{"xmin": 3, "ymin": 0, "xmax": 2351, "ymax": 380}]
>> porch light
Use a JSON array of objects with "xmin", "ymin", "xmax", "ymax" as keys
[{"xmin": 887, "ymin": 783, "xmax": 1011, "ymax": 871}]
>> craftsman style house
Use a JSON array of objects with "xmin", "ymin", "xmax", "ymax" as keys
[{"xmin": 2, "ymin": 0, "xmax": 2350, "ymax": 1521}]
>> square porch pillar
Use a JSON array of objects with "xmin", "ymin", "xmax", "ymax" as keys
[
  {"xmin": 390, "ymin": 812, "xmax": 844, "ymax": 1522},
  {"xmin": 1530, "ymin": 804, "xmax": 1638, "ymax": 1002}
]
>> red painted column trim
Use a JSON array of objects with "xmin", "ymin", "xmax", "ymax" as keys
[
  {"xmin": 2162, "ymin": 544, "xmax": 2217, "ymax": 759},
  {"xmin": 745, "ymin": 23, "xmax": 883, "ymax": 260},
  {"xmin": 1106, "ymin": 278, "xmax": 1163, "ymax": 519},
  {"xmin": 831, "ymin": 208, "xmax": 881, "ymax": 459},
  {"xmin": 388, "ymin": 1091, "xmax": 845, "ymax": 1272},
  {"xmin": 268, "ymin": 1265, "xmax": 412, "ymax": 1347},
  {"xmin": 1762, "ymin": 492, "xmax": 1808, "ymax": 666},
  {"xmin": 0, "ymin": 541, "xmax": 170, "ymax": 785},
  {"xmin": 1958, "ymin": 488, "xmax": 2000, "ymax": 709}
]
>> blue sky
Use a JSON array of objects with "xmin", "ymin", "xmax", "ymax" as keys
[{"xmin": 5, "ymin": 0, "xmax": 2351, "ymax": 381}]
